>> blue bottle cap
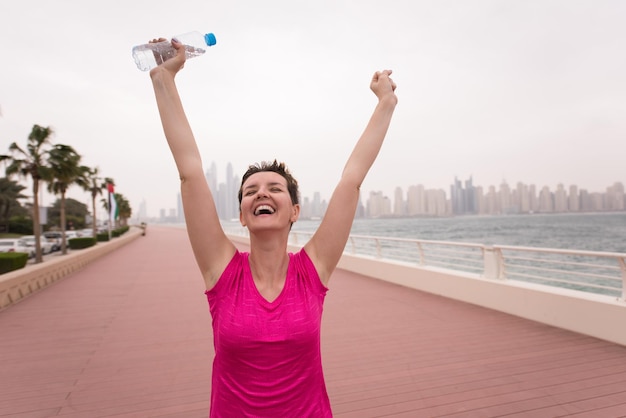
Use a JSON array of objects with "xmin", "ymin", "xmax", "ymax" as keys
[{"xmin": 204, "ymin": 33, "xmax": 217, "ymax": 46}]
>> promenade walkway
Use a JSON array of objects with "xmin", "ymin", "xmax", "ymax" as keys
[{"xmin": 1, "ymin": 226, "xmax": 626, "ymax": 417}]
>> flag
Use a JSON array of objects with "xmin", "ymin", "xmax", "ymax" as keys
[
  {"xmin": 109, "ymin": 193, "xmax": 119, "ymax": 221},
  {"xmin": 107, "ymin": 183, "xmax": 118, "ymax": 224}
]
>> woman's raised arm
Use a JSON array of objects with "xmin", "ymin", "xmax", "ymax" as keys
[
  {"xmin": 150, "ymin": 39, "xmax": 235, "ymax": 289},
  {"xmin": 304, "ymin": 70, "xmax": 398, "ymax": 285}
]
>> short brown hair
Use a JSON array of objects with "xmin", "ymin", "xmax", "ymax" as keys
[{"xmin": 238, "ymin": 160, "xmax": 300, "ymax": 207}]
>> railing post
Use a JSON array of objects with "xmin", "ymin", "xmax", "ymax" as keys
[
  {"xmin": 348, "ymin": 236, "xmax": 356, "ymax": 255},
  {"xmin": 483, "ymin": 246, "xmax": 502, "ymax": 280},
  {"xmin": 416, "ymin": 242, "xmax": 425, "ymax": 265},
  {"xmin": 617, "ymin": 258, "xmax": 626, "ymax": 301}
]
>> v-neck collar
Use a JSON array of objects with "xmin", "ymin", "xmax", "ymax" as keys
[{"xmin": 244, "ymin": 253, "xmax": 293, "ymax": 306}]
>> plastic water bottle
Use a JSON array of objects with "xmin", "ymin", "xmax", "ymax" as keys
[{"xmin": 132, "ymin": 31, "xmax": 216, "ymax": 71}]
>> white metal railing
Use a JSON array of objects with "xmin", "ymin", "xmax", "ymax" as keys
[
  {"xmin": 223, "ymin": 226, "xmax": 626, "ymax": 300},
  {"xmin": 491, "ymin": 245, "xmax": 625, "ymax": 298}
]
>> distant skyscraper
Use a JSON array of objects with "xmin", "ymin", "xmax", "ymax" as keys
[
  {"xmin": 226, "ymin": 162, "xmax": 237, "ymax": 220},
  {"xmin": 464, "ymin": 176, "xmax": 476, "ymax": 214},
  {"xmin": 312, "ymin": 192, "xmax": 322, "ymax": 218},
  {"xmin": 529, "ymin": 184, "xmax": 538, "ymax": 212},
  {"xmin": 138, "ymin": 199, "xmax": 148, "ymax": 221},
  {"xmin": 367, "ymin": 191, "xmax": 390, "ymax": 217},
  {"xmin": 474, "ymin": 186, "xmax": 485, "ymax": 214},
  {"xmin": 568, "ymin": 185, "xmax": 580, "ymax": 212},
  {"xmin": 538, "ymin": 186, "xmax": 553, "ymax": 213},
  {"xmin": 300, "ymin": 196, "xmax": 311, "ymax": 219},
  {"xmin": 393, "ymin": 187, "xmax": 405, "ymax": 216},
  {"xmin": 554, "ymin": 184, "xmax": 567, "ymax": 212},
  {"xmin": 499, "ymin": 181, "xmax": 512, "ymax": 214},
  {"xmin": 426, "ymin": 189, "xmax": 447, "ymax": 216},
  {"xmin": 450, "ymin": 177, "xmax": 464, "ymax": 214},
  {"xmin": 604, "ymin": 182, "xmax": 625, "ymax": 211},
  {"xmin": 486, "ymin": 185, "xmax": 498, "ymax": 214},
  {"xmin": 407, "ymin": 184, "xmax": 426, "ymax": 216}
]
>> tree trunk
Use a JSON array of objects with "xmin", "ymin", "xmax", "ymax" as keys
[
  {"xmin": 92, "ymin": 194, "xmax": 97, "ymax": 239},
  {"xmin": 32, "ymin": 178, "xmax": 42, "ymax": 263},
  {"xmin": 61, "ymin": 191, "xmax": 68, "ymax": 255}
]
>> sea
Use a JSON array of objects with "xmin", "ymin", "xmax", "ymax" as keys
[{"xmin": 289, "ymin": 212, "xmax": 626, "ymax": 254}]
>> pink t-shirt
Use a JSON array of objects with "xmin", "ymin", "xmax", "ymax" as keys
[{"xmin": 205, "ymin": 249, "xmax": 332, "ymax": 417}]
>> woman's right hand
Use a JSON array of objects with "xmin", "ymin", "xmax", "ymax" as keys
[{"xmin": 149, "ymin": 38, "xmax": 187, "ymax": 78}]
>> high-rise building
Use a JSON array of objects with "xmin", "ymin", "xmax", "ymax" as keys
[
  {"xmin": 605, "ymin": 182, "xmax": 625, "ymax": 211},
  {"xmin": 425, "ymin": 189, "xmax": 447, "ymax": 216},
  {"xmin": 393, "ymin": 187, "xmax": 405, "ymax": 217},
  {"xmin": 465, "ymin": 176, "xmax": 476, "ymax": 214},
  {"xmin": 137, "ymin": 199, "xmax": 148, "ymax": 222},
  {"xmin": 367, "ymin": 191, "xmax": 391, "ymax": 217},
  {"xmin": 485, "ymin": 185, "xmax": 498, "ymax": 215},
  {"xmin": 312, "ymin": 192, "xmax": 323, "ymax": 218},
  {"xmin": 538, "ymin": 186, "xmax": 553, "ymax": 213},
  {"xmin": 225, "ymin": 162, "xmax": 237, "ymax": 220},
  {"xmin": 450, "ymin": 177, "xmax": 465, "ymax": 214},
  {"xmin": 515, "ymin": 182, "xmax": 529, "ymax": 214},
  {"xmin": 406, "ymin": 184, "xmax": 426, "ymax": 216},
  {"xmin": 568, "ymin": 185, "xmax": 580, "ymax": 212},
  {"xmin": 528, "ymin": 184, "xmax": 538, "ymax": 213},
  {"xmin": 499, "ymin": 181, "xmax": 512, "ymax": 214},
  {"xmin": 554, "ymin": 184, "xmax": 568, "ymax": 212}
]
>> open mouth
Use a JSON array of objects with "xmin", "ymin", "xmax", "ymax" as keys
[{"xmin": 254, "ymin": 205, "xmax": 275, "ymax": 216}]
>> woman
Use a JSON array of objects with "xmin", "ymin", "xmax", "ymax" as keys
[{"xmin": 150, "ymin": 38, "xmax": 397, "ymax": 417}]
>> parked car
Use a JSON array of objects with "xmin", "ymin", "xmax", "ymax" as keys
[
  {"xmin": 65, "ymin": 230, "xmax": 80, "ymax": 239},
  {"xmin": 43, "ymin": 231, "xmax": 63, "ymax": 251},
  {"xmin": 79, "ymin": 228, "xmax": 94, "ymax": 237},
  {"xmin": 21, "ymin": 235, "xmax": 54, "ymax": 255},
  {"xmin": 0, "ymin": 238, "xmax": 35, "ymax": 258}
]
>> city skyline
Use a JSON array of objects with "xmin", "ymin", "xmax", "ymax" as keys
[{"xmin": 140, "ymin": 162, "xmax": 625, "ymax": 222}]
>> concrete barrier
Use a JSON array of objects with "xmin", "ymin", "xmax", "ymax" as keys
[
  {"xmin": 335, "ymin": 251, "xmax": 626, "ymax": 347},
  {"xmin": 0, "ymin": 229, "xmax": 142, "ymax": 312},
  {"xmin": 229, "ymin": 235, "xmax": 626, "ymax": 346}
]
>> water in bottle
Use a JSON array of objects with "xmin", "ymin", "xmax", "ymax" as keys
[{"xmin": 132, "ymin": 31, "xmax": 216, "ymax": 71}]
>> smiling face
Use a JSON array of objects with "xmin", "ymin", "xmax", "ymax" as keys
[{"xmin": 239, "ymin": 171, "xmax": 300, "ymax": 231}]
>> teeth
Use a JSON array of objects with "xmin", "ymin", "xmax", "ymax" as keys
[{"xmin": 255, "ymin": 205, "xmax": 275, "ymax": 215}]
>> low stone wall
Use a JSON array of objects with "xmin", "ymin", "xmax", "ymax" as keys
[{"xmin": 0, "ymin": 229, "xmax": 142, "ymax": 312}]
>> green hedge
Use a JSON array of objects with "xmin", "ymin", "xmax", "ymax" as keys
[
  {"xmin": 97, "ymin": 226, "xmax": 129, "ymax": 241},
  {"xmin": 0, "ymin": 252, "xmax": 29, "ymax": 274},
  {"xmin": 97, "ymin": 232, "xmax": 110, "ymax": 242},
  {"xmin": 68, "ymin": 237, "xmax": 97, "ymax": 250}
]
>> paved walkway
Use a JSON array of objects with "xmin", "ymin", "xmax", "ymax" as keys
[{"xmin": 1, "ymin": 226, "xmax": 626, "ymax": 417}]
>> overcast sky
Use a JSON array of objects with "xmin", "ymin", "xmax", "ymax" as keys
[{"xmin": 1, "ymin": 0, "xmax": 625, "ymax": 219}]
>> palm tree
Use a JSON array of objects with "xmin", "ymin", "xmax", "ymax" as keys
[
  {"xmin": 0, "ymin": 125, "xmax": 54, "ymax": 263},
  {"xmin": 82, "ymin": 167, "xmax": 106, "ymax": 239},
  {"xmin": 101, "ymin": 177, "xmax": 116, "ymax": 233},
  {"xmin": 0, "ymin": 177, "xmax": 28, "ymax": 231},
  {"xmin": 113, "ymin": 193, "xmax": 132, "ymax": 226},
  {"xmin": 46, "ymin": 144, "xmax": 88, "ymax": 255}
]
